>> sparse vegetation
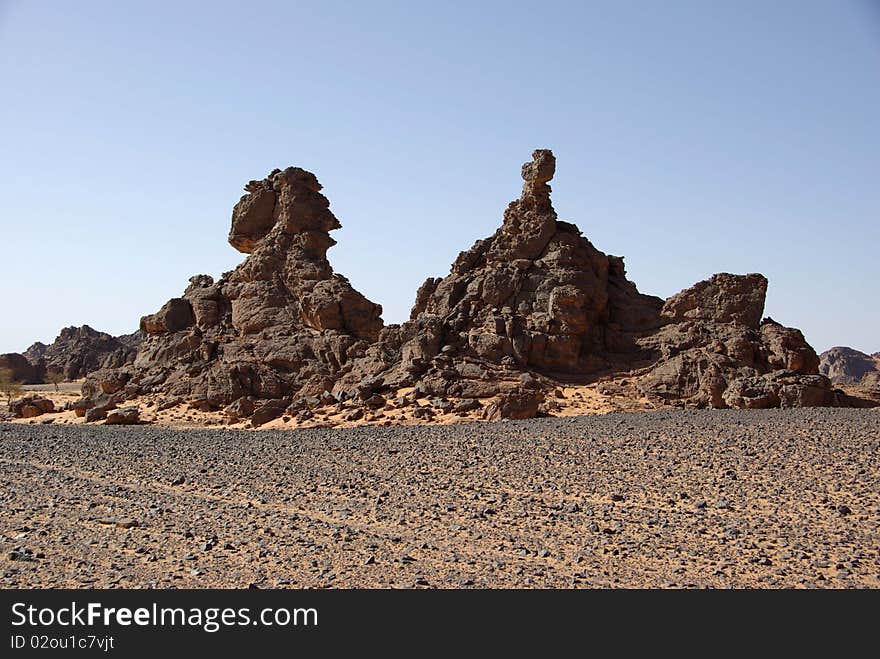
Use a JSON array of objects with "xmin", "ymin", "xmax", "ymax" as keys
[
  {"xmin": 0, "ymin": 367, "xmax": 24, "ymax": 409},
  {"xmin": 46, "ymin": 371, "xmax": 65, "ymax": 392}
]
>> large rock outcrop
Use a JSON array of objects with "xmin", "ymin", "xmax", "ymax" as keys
[
  {"xmin": 80, "ymin": 166, "xmax": 384, "ymax": 415},
  {"xmin": 78, "ymin": 150, "xmax": 852, "ymax": 422},
  {"xmin": 335, "ymin": 149, "xmax": 666, "ymax": 402},
  {"xmin": 23, "ymin": 326, "xmax": 142, "ymax": 381},
  {"xmin": 636, "ymin": 301, "xmax": 834, "ymax": 409},
  {"xmin": 337, "ymin": 150, "xmax": 844, "ymax": 412}
]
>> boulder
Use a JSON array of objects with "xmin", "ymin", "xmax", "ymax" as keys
[
  {"xmin": 140, "ymin": 299, "xmax": 195, "ymax": 334},
  {"xmin": 105, "ymin": 407, "xmax": 140, "ymax": 425},
  {"xmin": 224, "ymin": 398, "xmax": 255, "ymax": 420},
  {"xmin": 722, "ymin": 371, "xmax": 842, "ymax": 409},
  {"xmin": 483, "ymin": 388, "xmax": 545, "ymax": 421},
  {"xmin": 759, "ymin": 318, "xmax": 820, "ymax": 373},
  {"xmin": 10, "ymin": 396, "xmax": 54, "ymax": 418},
  {"xmin": 85, "ymin": 406, "xmax": 108, "ymax": 422},
  {"xmin": 251, "ymin": 399, "xmax": 290, "ymax": 427},
  {"xmin": 661, "ymin": 273, "xmax": 767, "ymax": 329}
]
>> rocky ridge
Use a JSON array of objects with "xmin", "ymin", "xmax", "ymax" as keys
[
  {"xmin": 818, "ymin": 347, "xmax": 879, "ymax": 404},
  {"xmin": 23, "ymin": 325, "xmax": 142, "ymax": 381},
  {"xmin": 819, "ymin": 347, "xmax": 879, "ymax": 386},
  {"xmin": 335, "ymin": 150, "xmax": 848, "ymax": 415},
  {"xmin": 72, "ymin": 150, "xmax": 859, "ymax": 426}
]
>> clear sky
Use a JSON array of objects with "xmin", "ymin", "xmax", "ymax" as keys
[{"xmin": 1, "ymin": 1, "xmax": 878, "ymax": 355}]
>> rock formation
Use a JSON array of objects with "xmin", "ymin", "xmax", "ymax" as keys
[
  {"xmin": 819, "ymin": 347, "xmax": 879, "ymax": 386},
  {"xmin": 79, "ymin": 165, "xmax": 384, "ymax": 423},
  {"xmin": 337, "ymin": 150, "xmax": 845, "ymax": 413},
  {"xmin": 77, "ymin": 150, "xmax": 854, "ymax": 423},
  {"xmin": 23, "ymin": 326, "xmax": 142, "ymax": 381},
  {"xmin": 818, "ymin": 347, "xmax": 879, "ymax": 405}
]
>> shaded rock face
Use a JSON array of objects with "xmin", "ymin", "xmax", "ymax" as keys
[
  {"xmin": 22, "ymin": 326, "xmax": 142, "ymax": 381},
  {"xmin": 0, "ymin": 353, "xmax": 43, "ymax": 384},
  {"xmin": 85, "ymin": 166, "xmax": 384, "ymax": 408},
  {"xmin": 819, "ymin": 347, "xmax": 879, "ymax": 386}
]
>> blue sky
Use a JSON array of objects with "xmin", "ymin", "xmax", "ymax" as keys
[{"xmin": 1, "ymin": 0, "xmax": 878, "ymax": 354}]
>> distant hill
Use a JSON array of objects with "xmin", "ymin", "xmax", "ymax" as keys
[
  {"xmin": 21, "ymin": 325, "xmax": 143, "ymax": 381},
  {"xmin": 819, "ymin": 347, "xmax": 879, "ymax": 386}
]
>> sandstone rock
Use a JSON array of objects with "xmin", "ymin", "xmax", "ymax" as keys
[
  {"xmin": 77, "ymin": 149, "xmax": 850, "ymax": 416},
  {"xmin": 661, "ymin": 273, "xmax": 767, "ymax": 329},
  {"xmin": 81, "ymin": 164, "xmax": 385, "ymax": 414},
  {"xmin": 251, "ymin": 399, "xmax": 290, "ymax": 427},
  {"xmin": 363, "ymin": 394, "xmax": 386, "ymax": 409},
  {"xmin": 759, "ymin": 318, "xmax": 820, "ymax": 373},
  {"xmin": 85, "ymin": 407, "xmax": 108, "ymax": 422},
  {"xmin": 341, "ymin": 149, "xmax": 666, "ymax": 405},
  {"xmin": 10, "ymin": 396, "xmax": 54, "ymax": 418},
  {"xmin": 722, "ymin": 371, "xmax": 843, "ymax": 409},
  {"xmin": 636, "ymin": 320, "xmax": 833, "ymax": 409},
  {"xmin": 189, "ymin": 399, "xmax": 216, "ymax": 412},
  {"xmin": 340, "ymin": 150, "xmax": 844, "ymax": 413},
  {"xmin": 224, "ymin": 398, "xmax": 254, "ymax": 420},
  {"xmin": 105, "ymin": 407, "xmax": 140, "ymax": 425},
  {"xmin": 483, "ymin": 388, "xmax": 545, "ymax": 421},
  {"xmin": 156, "ymin": 397, "xmax": 184, "ymax": 412},
  {"xmin": 71, "ymin": 399, "xmax": 92, "ymax": 417},
  {"xmin": 411, "ymin": 406, "xmax": 433, "ymax": 420},
  {"xmin": 140, "ymin": 299, "xmax": 194, "ymax": 334},
  {"xmin": 452, "ymin": 398, "xmax": 481, "ymax": 413}
]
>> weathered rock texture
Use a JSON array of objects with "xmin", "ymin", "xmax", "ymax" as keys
[
  {"xmin": 23, "ymin": 326, "xmax": 142, "ymax": 381},
  {"xmin": 78, "ymin": 151, "xmax": 853, "ymax": 421},
  {"xmin": 80, "ymin": 166, "xmax": 383, "ymax": 418},
  {"xmin": 336, "ymin": 150, "xmax": 845, "ymax": 412}
]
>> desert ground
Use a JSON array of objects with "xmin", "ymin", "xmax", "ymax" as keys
[{"xmin": 2, "ymin": 408, "xmax": 877, "ymax": 588}]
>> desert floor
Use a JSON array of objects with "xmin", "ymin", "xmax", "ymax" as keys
[{"xmin": 1, "ymin": 408, "xmax": 878, "ymax": 588}]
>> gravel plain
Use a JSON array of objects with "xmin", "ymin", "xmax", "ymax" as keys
[{"xmin": 1, "ymin": 408, "xmax": 878, "ymax": 588}]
